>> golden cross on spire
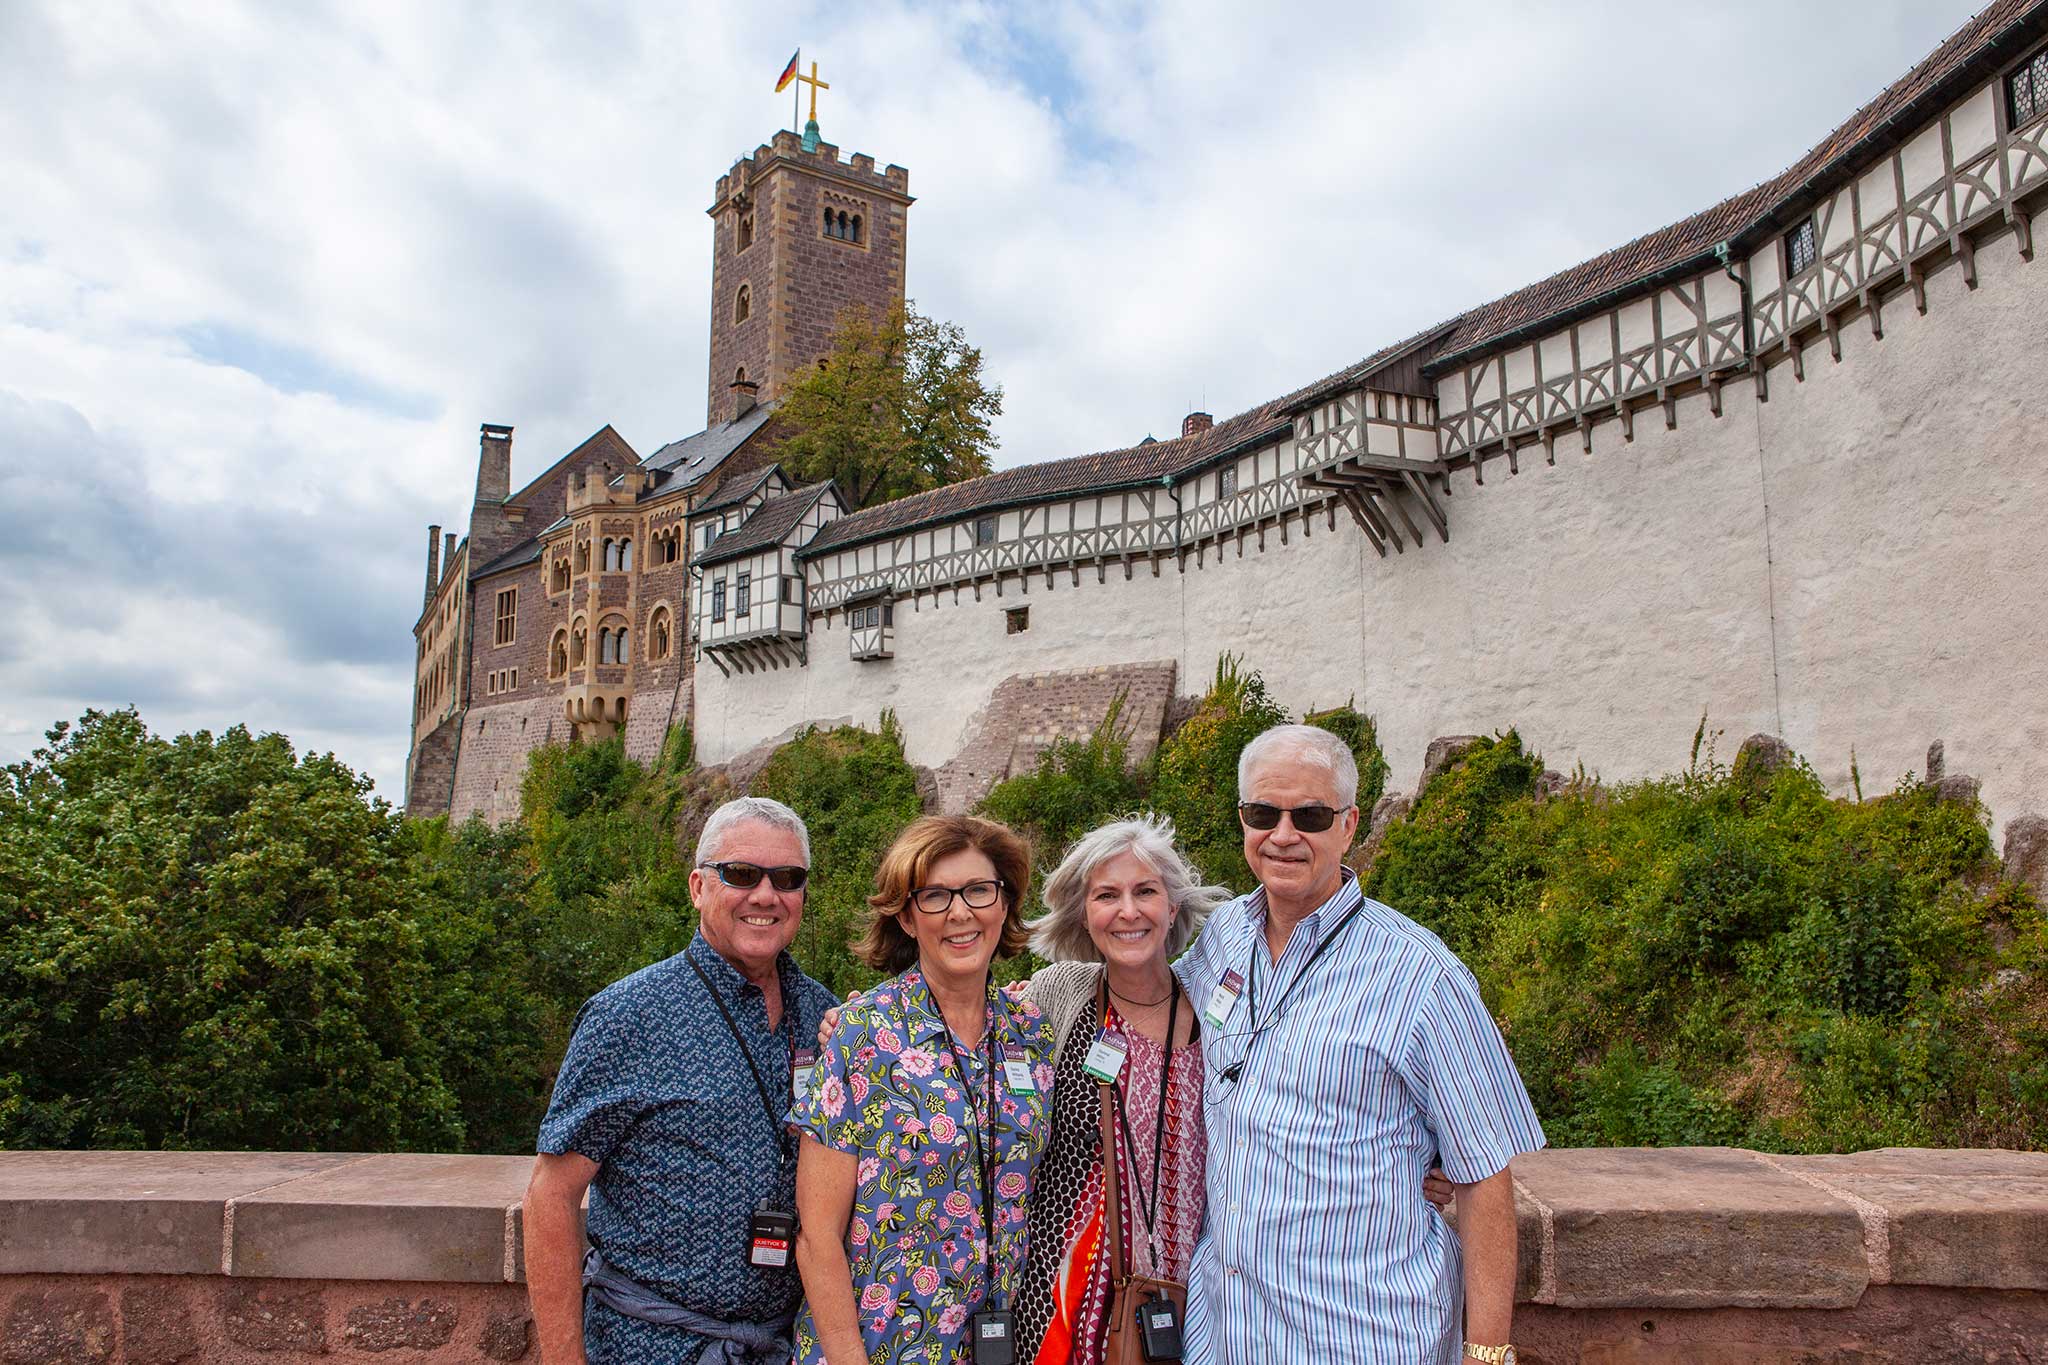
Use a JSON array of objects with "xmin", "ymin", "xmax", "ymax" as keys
[{"xmin": 797, "ymin": 61, "xmax": 829, "ymax": 125}]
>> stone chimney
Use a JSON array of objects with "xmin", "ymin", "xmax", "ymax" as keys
[
  {"xmin": 423, "ymin": 524, "xmax": 442, "ymax": 609},
  {"xmin": 1182, "ymin": 411, "xmax": 1214, "ymax": 439},
  {"xmin": 468, "ymin": 423, "xmax": 517, "ymax": 567},
  {"xmin": 444, "ymin": 532, "xmax": 457, "ymax": 572},
  {"xmin": 731, "ymin": 378, "xmax": 760, "ymax": 422}
]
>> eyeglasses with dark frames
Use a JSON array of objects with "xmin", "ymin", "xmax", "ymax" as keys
[
  {"xmin": 698, "ymin": 861, "xmax": 809, "ymax": 892},
  {"xmin": 1236, "ymin": 801, "xmax": 1350, "ymax": 833},
  {"xmin": 907, "ymin": 879, "xmax": 1008, "ymax": 915}
]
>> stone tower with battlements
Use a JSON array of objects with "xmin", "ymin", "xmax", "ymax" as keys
[{"xmin": 705, "ymin": 129, "xmax": 913, "ymax": 424}]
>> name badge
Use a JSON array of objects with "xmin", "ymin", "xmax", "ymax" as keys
[
  {"xmin": 747, "ymin": 1207, "xmax": 796, "ymax": 1269},
  {"xmin": 792, "ymin": 1049, "xmax": 817, "ymax": 1104},
  {"xmin": 1203, "ymin": 969, "xmax": 1244, "ymax": 1029},
  {"xmin": 1002, "ymin": 1044, "xmax": 1037, "ymax": 1094},
  {"xmin": 1082, "ymin": 1029, "xmax": 1128, "ymax": 1084}
]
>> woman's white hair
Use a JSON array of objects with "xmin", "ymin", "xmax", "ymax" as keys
[
  {"xmin": 1029, "ymin": 813, "xmax": 1233, "ymax": 964},
  {"xmin": 1236, "ymin": 723, "xmax": 1359, "ymax": 808},
  {"xmin": 695, "ymin": 796, "xmax": 811, "ymax": 866}
]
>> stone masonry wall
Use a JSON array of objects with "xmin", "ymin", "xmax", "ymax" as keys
[
  {"xmin": 448, "ymin": 695, "xmax": 563, "ymax": 825},
  {"xmin": 403, "ymin": 714, "xmax": 460, "ymax": 816},
  {"xmin": 5, "ymin": 1148, "xmax": 2046, "ymax": 1363},
  {"xmin": 931, "ymin": 661, "xmax": 1177, "ymax": 813}
]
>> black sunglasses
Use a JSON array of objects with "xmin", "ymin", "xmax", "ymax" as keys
[
  {"xmin": 698, "ymin": 861, "xmax": 809, "ymax": 892},
  {"xmin": 1237, "ymin": 801, "xmax": 1350, "ymax": 833}
]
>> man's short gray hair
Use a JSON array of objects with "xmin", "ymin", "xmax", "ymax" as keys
[
  {"xmin": 695, "ymin": 796, "xmax": 812, "ymax": 867},
  {"xmin": 1029, "ymin": 814, "xmax": 1233, "ymax": 963},
  {"xmin": 1236, "ymin": 724, "xmax": 1359, "ymax": 808}
]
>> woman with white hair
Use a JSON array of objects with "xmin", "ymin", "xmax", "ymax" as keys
[{"xmin": 1010, "ymin": 813, "xmax": 1228, "ymax": 1365}]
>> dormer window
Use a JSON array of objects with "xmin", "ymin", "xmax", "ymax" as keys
[
  {"xmin": 2012, "ymin": 42, "xmax": 2048, "ymax": 127},
  {"xmin": 1784, "ymin": 215, "xmax": 1818, "ymax": 277}
]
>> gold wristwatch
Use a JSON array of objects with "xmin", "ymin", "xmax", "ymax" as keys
[{"xmin": 1464, "ymin": 1346, "xmax": 1516, "ymax": 1365}]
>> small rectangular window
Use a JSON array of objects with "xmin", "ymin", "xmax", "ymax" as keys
[
  {"xmin": 509, "ymin": 668, "xmax": 517, "ymax": 690},
  {"xmin": 494, "ymin": 588, "xmax": 517, "ymax": 645},
  {"xmin": 781, "ymin": 575, "xmax": 799, "ymax": 605},
  {"xmin": 736, "ymin": 572, "xmax": 751, "ymax": 616},
  {"xmin": 1006, "ymin": 606, "xmax": 1029, "ymax": 634},
  {"xmin": 2011, "ymin": 45, "xmax": 2048, "ymax": 127},
  {"xmin": 1218, "ymin": 466, "xmax": 1238, "ymax": 500},
  {"xmin": 1784, "ymin": 216, "xmax": 1818, "ymax": 277},
  {"xmin": 974, "ymin": 515, "xmax": 997, "ymax": 546},
  {"xmin": 712, "ymin": 579, "xmax": 726, "ymax": 622}
]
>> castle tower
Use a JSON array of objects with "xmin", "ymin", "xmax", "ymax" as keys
[{"xmin": 705, "ymin": 127, "xmax": 913, "ymax": 424}]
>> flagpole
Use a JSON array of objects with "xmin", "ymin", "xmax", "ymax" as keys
[{"xmin": 792, "ymin": 49, "xmax": 800, "ymax": 132}]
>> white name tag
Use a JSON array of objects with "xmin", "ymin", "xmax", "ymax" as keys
[
  {"xmin": 1082, "ymin": 1030, "xmax": 1128, "ymax": 1084},
  {"xmin": 1203, "ymin": 969, "xmax": 1244, "ymax": 1029},
  {"xmin": 1002, "ymin": 1045, "xmax": 1038, "ymax": 1094},
  {"xmin": 792, "ymin": 1049, "xmax": 817, "ymax": 1103}
]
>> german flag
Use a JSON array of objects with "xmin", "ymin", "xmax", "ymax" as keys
[{"xmin": 775, "ymin": 49, "xmax": 800, "ymax": 93}]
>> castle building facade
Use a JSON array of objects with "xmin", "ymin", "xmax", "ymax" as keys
[{"xmin": 413, "ymin": 2, "xmax": 2048, "ymax": 831}]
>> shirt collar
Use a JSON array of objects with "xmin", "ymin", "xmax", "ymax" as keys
[
  {"xmin": 901, "ymin": 965, "xmax": 1003, "ymax": 1049},
  {"xmin": 685, "ymin": 931, "xmax": 797, "ymax": 1003},
  {"xmin": 1245, "ymin": 868, "xmax": 1361, "ymax": 947}
]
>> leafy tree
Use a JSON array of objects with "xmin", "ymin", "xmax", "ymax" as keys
[
  {"xmin": 0, "ymin": 710, "xmax": 465, "ymax": 1150},
  {"xmin": 1148, "ymin": 655, "xmax": 1289, "ymax": 894},
  {"xmin": 773, "ymin": 301, "xmax": 1002, "ymax": 508}
]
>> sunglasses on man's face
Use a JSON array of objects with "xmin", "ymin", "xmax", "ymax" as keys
[
  {"xmin": 698, "ymin": 861, "xmax": 809, "ymax": 892},
  {"xmin": 1236, "ymin": 801, "xmax": 1349, "ymax": 833}
]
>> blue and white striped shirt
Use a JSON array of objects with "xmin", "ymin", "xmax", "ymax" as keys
[{"xmin": 1178, "ymin": 872, "xmax": 1544, "ymax": 1364}]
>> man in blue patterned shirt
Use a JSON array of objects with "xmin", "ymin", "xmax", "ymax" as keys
[
  {"xmin": 1179, "ymin": 725, "xmax": 1545, "ymax": 1365},
  {"xmin": 524, "ymin": 796, "xmax": 839, "ymax": 1365}
]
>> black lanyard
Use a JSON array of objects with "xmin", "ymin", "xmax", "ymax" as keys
[
  {"xmin": 1109, "ymin": 980, "xmax": 1180, "ymax": 1271},
  {"xmin": 1223, "ymin": 883, "xmax": 1367, "ymax": 1088},
  {"xmin": 937, "ymin": 989, "xmax": 1003, "ymax": 1311},
  {"xmin": 687, "ymin": 954, "xmax": 794, "ymax": 1158}
]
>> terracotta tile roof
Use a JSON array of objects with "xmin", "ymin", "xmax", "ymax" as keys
[
  {"xmin": 800, "ymin": 403, "xmax": 1293, "ymax": 555},
  {"xmin": 697, "ymin": 482, "xmax": 841, "ymax": 566},
  {"xmin": 1431, "ymin": 0, "xmax": 2044, "ymax": 363}
]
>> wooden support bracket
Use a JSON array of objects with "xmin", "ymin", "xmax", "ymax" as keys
[
  {"xmin": 1861, "ymin": 290, "xmax": 1882, "ymax": 340},
  {"xmin": 1659, "ymin": 387, "xmax": 1676, "ymax": 430},
  {"xmin": 1578, "ymin": 416, "xmax": 1593, "ymax": 454},
  {"xmin": 2008, "ymin": 201, "xmax": 2034, "ymax": 260},
  {"xmin": 1616, "ymin": 402, "xmax": 1634, "ymax": 442},
  {"xmin": 1707, "ymin": 376, "xmax": 1724, "ymax": 418},
  {"xmin": 1543, "ymin": 429, "xmax": 1557, "ymax": 466},
  {"xmin": 1505, "ymin": 442, "xmax": 1519, "ymax": 476},
  {"xmin": 1906, "ymin": 259, "xmax": 1928, "ymax": 312},
  {"xmin": 1824, "ymin": 313, "xmax": 1842, "ymax": 362},
  {"xmin": 1472, "ymin": 451, "xmax": 1485, "ymax": 486},
  {"xmin": 1954, "ymin": 233, "xmax": 1977, "ymax": 289},
  {"xmin": 1791, "ymin": 340, "xmax": 1805, "ymax": 383},
  {"xmin": 1401, "ymin": 470, "xmax": 1450, "ymax": 544},
  {"xmin": 1339, "ymin": 490, "xmax": 1387, "ymax": 557}
]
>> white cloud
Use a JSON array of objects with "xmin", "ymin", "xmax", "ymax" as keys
[{"xmin": 0, "ymin": 0, "xmax": 1986, "ymax": 799}]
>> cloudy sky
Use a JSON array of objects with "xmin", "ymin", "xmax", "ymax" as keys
[{"xmin": 0, "ymin": 0, "xmax": 1987, "ymax": 803}]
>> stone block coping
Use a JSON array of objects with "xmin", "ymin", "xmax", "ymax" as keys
[{"xmin": 2, "ymin": 1146, "xmax": 2045, "ymax": 1304}]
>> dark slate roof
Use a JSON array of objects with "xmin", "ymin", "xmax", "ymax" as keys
[
  {"xmin": 1429, "ymin": 0, "xmax": 2045, "ymax": 365},
  {"xmin": 697, "ymin": 482, "xmax": 841, "ymax": 567},
  {"xmin": 801, "ymin": 404, "xmax": 1292, "ymax": 556},
  {"xmin": 640, "ymin": 402, "xmax": 778, "ymax": 487},
  {"xmin": 693, "ymin": 463, "xmax": 786, "ymax": 517},
  {"xmin": 471, "ymin": 536, "xmax": 545, "ymax": 579}
]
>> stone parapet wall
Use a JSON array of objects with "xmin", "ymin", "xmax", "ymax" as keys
[
  {"xmin": 4, "ymin": 1147, "xmax": 2044, "ymax": 1362},
  {"xmin": 930, "ymin": 660, "xmax": 1177, "ymax": 814}
]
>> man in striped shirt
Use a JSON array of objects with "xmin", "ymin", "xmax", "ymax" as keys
[{"xmin": 1179, "ymin": 725, "xmax": 1544, "ymax": 1364}]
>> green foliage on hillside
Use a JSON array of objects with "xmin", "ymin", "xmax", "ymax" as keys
[
  {"xmin": 1365, "ymin": 731, "xmax": 2048, "ymax": 1151},
  {"xmin": 978, "ymin": 696, "xmax": 1144, "ymax": 890},
  {"xmin": 1303, "ymin": 701, "xmax": 1392, "ymax": 815},
  {"xmin": 1148, "ymin": 655, "xmax": 1289, "ymax": 890},
  {"xmin": 752, "ymin": 715, "xmax": 927, "ymax": 998}
]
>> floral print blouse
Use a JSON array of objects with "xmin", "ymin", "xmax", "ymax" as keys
[{"xmin": 791, "ymin": 967, "xmax": 1056, "ymax": 1365}]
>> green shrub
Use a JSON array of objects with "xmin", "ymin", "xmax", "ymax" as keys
[
  {"xmin": 1302, "ymin": 701, "xmax": 1391, "ymax": 815},
  {"xmin": 1149, "ymin": 655, "xmax": 1288, "ymax": 893},
  {"xmin": 978, "ymin": 694, "xmax": 1144, "ymax": 892},
  {"xmin": 752, "ymin": 714, "xmax": 926, "ymax": 997}
]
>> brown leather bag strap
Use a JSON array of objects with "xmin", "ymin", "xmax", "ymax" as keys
[{"xmin": 1095, "ymin": 978, "xmax": 1127, "ymax": 1286}]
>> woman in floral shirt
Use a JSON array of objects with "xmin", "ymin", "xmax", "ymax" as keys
[{"xmin": 793, "ymin": 815, "xmax": 1055, "ymax": 1365}]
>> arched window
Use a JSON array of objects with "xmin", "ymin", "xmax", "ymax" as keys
[
  {"xmin": 600, "ymin": 539, "xmax": 615, "ymax": 572},
  {"xmin": 837, "ymin": 210, "xmax": 849, "ymax": 238},
  {"xmin": 822, "ymin": 206, "xmax": 835, "ymax": 237},
  {"xmin": 851, "ymin": 214, "xmax": 862, "ymax": 243},
  {"xmin": 619, "ymin": 538, "xmax": 633, "ymax": 572},
  {"xmin": 571, "ymin": 625, "xmax": 587, "ymax": 666},
  {"xmin": 737, "ymin": 213, "xmax": 754, "ymax": 251},
  {"xmin": 575, "ymin": 542, "xmax": 589, "ymax": 572},
  {"xmin": 550, "ymin": 630, "xmax": 568, "ymax": 678},
  {"xmin": 598, "ymin": 628, "xmax": 613, "ymax": 664},
  {"xmin": 651, "ymin": 607, "xmax": 672, "ymax": 660},
  {"xmin": 735, "ymin": 284, "xmax": 751, "ymax": 322},
  {"xmin": 616, "ymin": 629, "xmax": 630, "ymax": 665},
  {"xmin": 735, "ymin": 366, "xmax": 748, "ymax": 384}
]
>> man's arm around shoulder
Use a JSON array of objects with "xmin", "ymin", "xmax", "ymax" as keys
[{"xmin": 525, "ymin": 1152, "xmax": 600, "ymax": 1365}]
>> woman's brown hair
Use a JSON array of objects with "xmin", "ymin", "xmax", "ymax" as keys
[{"xmin": 854, "ymin": 815, "xmax": 1034, "ymax": 973}]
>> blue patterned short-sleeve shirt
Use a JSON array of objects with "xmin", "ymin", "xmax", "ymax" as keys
[
  {"xmin": 537, "ymin": 933, "xmax": 837, "ymax": 1365},
  {"xmin": 789, "ymin": 967, "xmax": 1056, "ymax": 1365}
]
